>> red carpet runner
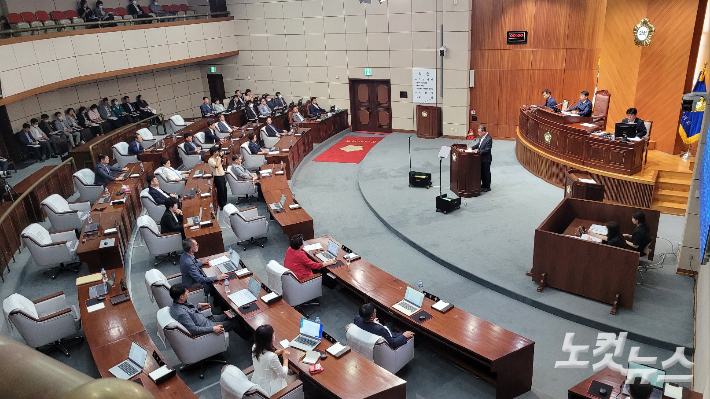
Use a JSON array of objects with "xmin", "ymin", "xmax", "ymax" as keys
[{"xmin": 313, "ymin": 136, "xmax": 384, "ymax": 164}]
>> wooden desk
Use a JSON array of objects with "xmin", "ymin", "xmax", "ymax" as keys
[
  {"xmin": 69, "ymin": 122, "xmax": 150, "ymax": 170},
  {"xmin": 297, "ymin": 110, "xmax": 349, "ymax": 144},
  {"xmin": 77, "ymin": 269, "xmax": 197, "ymax": 398},
  {"xmin": 568, "ymin": 368, "xmax": 702, "ymax": 399},
  {"xmin": 9, "ymin": 164, "xmax": 74, "ymax": 222},
  {"xmin": 182, "ymin": 164, "xmax": 223, "ymax": 257},
  {"xmin": 519, "ymin": 108, "xmax": 644, "ymax": 176},
  {"xmin": 532, "ymin": 198, "xmax": 660, "ymax": 313},
  {"xmin": 202, "ymin": 258, "xmax": 407, "ymax": 399},
  {"xmin": 259, "ymin": 165, "xmax": 314, "ymax": 240},
  {"xmin": 264, "ymin": 128, "xmax": 313, "ymax": 180},
  {"xmin": 565, "ymin": 170, "xmax": 605, "ymax": 201},
  {"xmin": 306, "ymin": 236, "xmax": 535, "ymax": 399}
]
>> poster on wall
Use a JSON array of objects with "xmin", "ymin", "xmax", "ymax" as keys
[{"xmin": 412, "ymin": 68, "xmax": 437, "ymax": 104}]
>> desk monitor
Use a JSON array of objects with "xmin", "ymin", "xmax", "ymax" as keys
[
  {"xmin": 626, "ymin": 362, "xmax": 665, "ymax": 389},
  {"xmin": 614, "ymin": 123, "xmax": 636, "ymax": 140}
]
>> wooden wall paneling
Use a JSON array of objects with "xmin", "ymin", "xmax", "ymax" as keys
[
  {"xmin": 471, "ymin": 0, "xmax": 504, "ymax": 50},
  {"xmin": 530, "ymin": 0, "xmax": 569, "ymax": 49},
  {"xmin": 501, "ymin": 0, "xmax": 536, "ymax": 49},
  {"xmin": 635, "ymin": 0, "xmax": 704, "ymax": 153},
  {"xmin": 564, "ymin": 49, "xmax": 599, "ymax": 71},
  {"xmin": 562, "ymin": 70, "xmax": 598, "ymax": 107},
  {"xmin": 530, "ymin": 49, "xmax": 565, "ymax": 70},
  {"xmin": 565, "ymin": 0, "xmax": 608, "ymax": 49},
  {"xmin": 471, "ymin": 69, "xmax": 501, "ymax": 126}
]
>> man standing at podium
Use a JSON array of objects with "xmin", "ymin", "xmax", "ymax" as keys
[
  {"xmin": 567, "ymin": 91, "xmax": 593, "ymax": 117},
  {"xmin": 471, "ymin": 125, "xmax": 492, "ymax": 192}
]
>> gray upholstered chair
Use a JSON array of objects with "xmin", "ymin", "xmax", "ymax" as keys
[
  {"xmin": 260, "ymin": 127, "xmax": 280, "ymax": 149},
  {"xmin": 168, "ymin": 115, "xmax": 193, "ymax": 133},
  {"xmin": 155, "ymin": 167, "xmax": 187, "ymax": 194},
  {"xmin": 21, "ymin": 224, "xmax": 81, "ymax": 279},
  {"xmin": 73, "ymin": 169, "xmax": 104, "ymax": 203},
  {"xmin": 178, "ymin": 142, "xmax": 203, "ymax": 170},
  {"xmin": 157, "ymin": 307, "xmax": 228, "ymax": 378},
  {"xmin": 240, "ymin": 142, "xmax": 266, "ymax": 171},
  {"xmin": 265, "ymin": 260, "xmax": 321, "ymax": 316},
  {"xmin": 140, "ymin": 188, "xmax": 166, "ymax": 223},
  {"xmin": 223, "ymin": 204, "xmax": 268, "ymax": 250},
  {"xmin": 220, "ymin": 365, "xmax": 304, "ymax": 399},
  {"xmin": 136, "ymin": 127, "xmax": 156, "ymax": 148},
  {"xmin": 2, "ymin": 292, "xmax": 83, "ymax": 356},
  {"xmin": 226, "ymin": 171, "xmax": 258, "ymax": 204},
  {"xmin": 137, "ymin": 215, "xmax": 182, "ymax": 266},
  {"xmin": 40, "ymin": 194, "xmax": 91, "ymax": 231},
  {"xmin": 345, "ymin": 323, "xmax": 414, "ymax": 374},
  {"xmin": 193, "ymin": 132, "xmax": 207, "ymax": 148},
  {"xmin": 144, "ymin": 269, "xmax": 207, "ymax": 309},
  {"xmin": 112, "ymin": 142, "xmax": 138, "ymax": 168}
]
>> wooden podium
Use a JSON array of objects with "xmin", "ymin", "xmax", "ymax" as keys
[
  {"xmin": 564, "ymin": 170, "xmax": 604, "ymax": 202},
  {"xmin": 416, "ymin": 105, "xmax": 442, "ymax": 139},
  {"xmin": 450, "ymin": 144, "xmax": 480, "ymax": 197}
]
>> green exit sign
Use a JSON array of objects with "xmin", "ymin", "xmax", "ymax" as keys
[
  {"xmin": 364, "ymin": 68, "xmax": 372, "ymax": 76},
  {"xmin": 210, "ymin": 67, "xmax": 217, "ymax": 73}
]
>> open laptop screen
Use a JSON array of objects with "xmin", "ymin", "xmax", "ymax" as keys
[
  {"xmin": 300, "ymin": 318, "xmax": 323, "ymax": 339},
  {"xmin": 627, "ymin": 362, "xmax": 665, "ymax": 389},
  {"xmin": 327, "ymin": 240, "xmax": 338, "ymax": 256},
  {"xmin": 248, "ymin": 277, "xmax": 261, "ymax": 298},
  {"xmin": 128, "ymin": 342, "xmax": 147, "ymax": 368},
  {"xmin": 230, "ymin": 250, "xmax": 241, "ymax": 268},
  {"xmin": 404, "ymin": 287, "xmax": 425, "ymax": 307}
]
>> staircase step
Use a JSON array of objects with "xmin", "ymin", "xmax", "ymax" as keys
[
  {"xmin": 651, "ymin": 201, "xmax": 687, "ymax": 216},
  {"xmin": 654, "ymin": 189, "xmax": 689, "ymax": 204},
  {"xmin": 657, "ymin": 170, "xmax": 693, "ymax": 180},
  {"xmin": 656, "ymin": 178, "xmax": 691, "ymax": 192}
]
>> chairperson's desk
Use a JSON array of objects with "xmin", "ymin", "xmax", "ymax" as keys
[
  {"xmin": 201, "ymin": 257, "xmax": 407, "ymax": 399},
  {"xmin": 568, "ymin": 368, "xmax": 702, "ymax": 399},
  {"xmin": 77, "ymin": 268, "xmax": 197, "ymax": 398},
  {"xmin": 305, "ymin": 236, "xmax": 535, "ymax": 399}
]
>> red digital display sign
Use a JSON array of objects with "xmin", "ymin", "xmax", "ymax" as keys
[{"xmin": 507, "ymin": 31, "xmax": 528, "ymax": 44}]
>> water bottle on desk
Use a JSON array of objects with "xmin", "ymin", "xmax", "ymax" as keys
[
  {"xmin": 101, "ymin": 268, "xmax": 108, "ymax": 283},
  {"xmin": 280, "ymin": 160, "xmax": 284, "ymax": 171},
  {"xmin": 291, "ymin": 190, "xmax": 296, "ymax": 204},
  {"xmin": 224, "ymin": 278, "xmax": 230, "ymax": 294},
  {"xmin": 418, "ymin": 280, "xmax": 424, "ymax": 292},
  {"xmin": 104, "ymin": 187, "xmax": 109, "ymax": 198},
  {"xmin": 209, "ymin": 203, "xmax": 215, "ymax": 219},
  {"xmin": 140, "ymin": 162, "xmax": 144, "ymax": 173},
  {"xmin": 315, "ymin": 316, "xmax": 320, "ymax": 324}
]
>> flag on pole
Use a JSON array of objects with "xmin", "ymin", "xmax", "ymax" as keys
[{"xmin": 678, "ymin": 63, "xmax": 707, "ymax": 144}]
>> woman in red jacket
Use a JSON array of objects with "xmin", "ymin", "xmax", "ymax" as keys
[{"xmin": 284, "ymin": 234, "xmax": 331, "ymax": 280}]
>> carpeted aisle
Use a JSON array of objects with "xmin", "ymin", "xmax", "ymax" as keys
[{"xmin": 313, "ymin": 136, "xmax": 384, "ymax": 163}]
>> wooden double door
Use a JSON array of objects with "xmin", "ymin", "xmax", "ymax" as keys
[{"xmin": 349, "ymin": 79, "xmax": 392, "ymax": 133}]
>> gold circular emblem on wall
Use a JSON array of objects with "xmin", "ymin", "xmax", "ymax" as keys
[
  {"xmin": 452, "ymin": 152, "xmax": 458, "ymax": 162},
  {"xmin": 566, "ymin": 184, "xmax": 572, "ymax": 195},
  {"xmin": 421, "ymin": 111, "xmax": 428, "ymax": 118},
  {"xmin": 634, "ymin": 18, "xmax": 655, "ymax": 47},
  {"xmin": 544, "ymin": 132, "xmax": 552, "ymax": 144}
]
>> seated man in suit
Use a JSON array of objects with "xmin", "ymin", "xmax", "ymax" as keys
[
  {"xmin": 127, "ymin": 0, "xmax": 151, "ymax": 23},
  {"xmin": 121, "ymin": 96, "xmax": 141, "ymax": 120},
  {"xmin": 621, "ymin": 107, "xmax": 647, "ymax": 139},
  {"xmin": 273, "ymin": 92, "xmax": 287, "ymax": 109},
  {"xmin": 227, "ymin": 90, "xmax": 243, "ymax": 110},
  {"xmin": 99, "ymin": 98, "xmax": 125, "ymax": 128},
  {"xmin": 94, "ymin": 153, "xmax": 128, "ymax": 186},
  {"xmin": 54, "ymin": 111, "xmax": 83, "ymax": 148},
  {"xmin": 257, "ymin": 98, "xmax": 272, "ymax": 118},
  {"xmin": 160, "ymin": 157, "xmax": 189, "ymax": 181},
  {"xmin": 169, "ymin": 283, "xmax": 239, "ymax": 336},
  {"xmin": 161, "ymin": 197, "xmax": 190, "ymax": 239},
  {"xmin": 264, "ymin": 117, "xmax": 287, "ymax": 138},
  {"xmin": 147, "ymin": 175, "xmax": 178, "ymax": 205},
  {"xmin": 308, "ymin": 97, "xmax": 325, "ymax": 117},
  {"xmin": 179, "ymin": 238, "xmax": 228, "ymax": 298},
  {"xmin": 247, "ymin": 132, "xmax": 266, "ymax": 155},
  {"xmin": 216, "ymin": 114, "xmax": 236, "ymax": 134},
  {"xmin": 203, "ymin": 119, "xmax": 224, "ymax": 145},
  {"xmin": 245, "ymin": 100, "xmax": 258, "ymax": 121},
  {"xmin": 532, "ymin": 89, "xmax": 557, "ymax": 109},
  {"xmin": 183, "ymin": 132, "xmax": 203, "ymax": 155},
  {"xmin": 228, "ymin": 154, "xmax": 258, "ymax": 183},
  {"xmin": 567, "ymin": 90, "xmax": 593, "ymax": 117},
  {"xmin": 284, "ymin": 234, "xmax": 330, "ymax": 280},
  {"xmin": 128, "ymin": 133, "xmax": 145, "ymax": 155},
  {"xmin": 291, "ymin": 105, "xmax": 305, "ymax": 123},
  {"xmin": 265, "ymin": 94, "xmax": 276, "ymax": 111},
  {"xmin": 354, "ymin": 303, "xmax": 414, "ymax": 349},
  {"xmin": 18, "ymin": 123, "xmax": 50, "ymax": 161},
  {"xmin": 200, "ymin": 97, "xmax": 215, "ymax": 117},
  {"xmin": 29, "ymin": 119, "xmax": 59, "ymax": 158}
]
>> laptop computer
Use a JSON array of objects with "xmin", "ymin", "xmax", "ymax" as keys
[
  {"xmin": 191, "ymin": 207, "xmax": 203, "ymax": 225},
  {"xmin": 623, "ymin": 363, "xmax": 665, "ymax": 399},
  {"xmin": 316, "ymin": 240, "xmax": 339, "ymax": 262},
  {"xmin": 392, "ymin": 286, "xmax": 425, "ymax": 316},
  {"xmin": 108, "ymin": 342, "xmax": 148, "ymax": 379},
  {"xmin": 89, "ymin": 271, "xmax": 116, "ymax": 298},
  {"xmin": 216, "ymin": 251, "xmax": 241, "ymax": 273},
  {"xmin": 227, "ymin": 277, "xmax": 261, "ymax": 308},
  {"xmin": 269, "ymin": 194, "xmax": 287, "ymax": 212},
  {"xmin": 289, "ymin": 318, "xmax": 323, "ymax": 352}
]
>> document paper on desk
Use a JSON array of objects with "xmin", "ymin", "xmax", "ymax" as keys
[
  {"xmin": 303, "ymin": 243, "xmax": 322, "ymax": 251},
  {"xmin": 87, "ymin": 302, "xmax": 105, "ymax": 313},
  {"xmin": 580, "ymin": 234, "xmax": 601, "ymax": 243},
  {"xmin": 588, "ymin": 224, "xmax": 608, "ymax": 235},
  {"xmin": 578, "ymin": 178, "xmax": 596, "ymax": 184},
  {"xmin": 209, "ymin": 255, "xmax": 230, "ymax": 267},
  {"xmin": 580, "ymin": 123, "xmax": 597, "ymax": 127}
]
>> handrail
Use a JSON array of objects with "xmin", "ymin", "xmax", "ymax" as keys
[
  {"xmin": 1, "ymin": 11, "xmax": 229, "ymax": 36},
  {"xmin": 0, "ymin": 157, "xmax": 76, "ymax": 228},
  {"xmin": 88, "ymin": 113, "xmax": 166, "ymax": 165}
]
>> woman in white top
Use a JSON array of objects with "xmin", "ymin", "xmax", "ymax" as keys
[
  {"xmin": 251, "ymin": 324, "xmax": 290, "ymax": 396},
  {"xmin": 213, "ymin": 98, "xmax": 226, "ymax": 113}
]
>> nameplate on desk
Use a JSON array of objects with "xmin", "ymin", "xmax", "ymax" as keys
[
  {"xmin": 200, "ymin": 192, "xmax": 211, "ymax": 198},
  {"xmin": 275, "ymin": 171, "xmax": 285, "ymax": 175},
  {"xmin": 86, "ymin": 301, "xmax": 105, "ymax": 313},
  {"xmin": 432, "ymin": 300, "xmax": 454, "ymax": 313},
  {"xmin": 190, "ymin": 225, "xmax": 199, "ymax": 230},
  {"xmin": 110, "ymin": 199, "xmax": 126, "ymax": 205},
  {"xmin": 326, "ymin": 343, "xmax": 351, "ymax": 358},
  {"xmin": 103, "ymin": 228, "xmax": 118, "ymax": 235},
  {"xmin": 202, "ymin": 173, "xmax": 213, "ymax": 178},
  {"xmin": 260, "ymin": 169, "xmax": 273, "ymax": 176},
  {"xmin": 148, "ymin": 365, "xmax": 176, "ymax": 384},
  {"xmin": 289, "ymin": 204, "xmax": 301, "ymax": 210},
  {"xmin": 295, "ymin": 134, "xmax": 302, "ymax": 136},
  {"xmin": 199, "ymin": 221, "xmax": 213, "ymax": 227},
  {"xmin": 282, "ymin": 148, "xmax": 290, "ymax": 152},
  {"xmin": 261, "ymin": 292, "xmax": 281, "ymax": 304},
  {"xmin": 129, "ymin": 174, "xmax": 140, "ymax": 178},
  {"xmin": 236, "ymin": 268, "xmax": 252, "ymax": 278},
  {"xmin": 99, "ymin": 238, "xmax": 115, "ymax": 248},
  {"xmin": 268, "ymin": 151, "xmax": 280, "ymax": 155}
]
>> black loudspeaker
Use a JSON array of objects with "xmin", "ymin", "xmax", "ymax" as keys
[
  {"xmin": 409, "ymin": 171, "xmax": 432, "ymax": 188},
  {"xmin": 436, "ymin": 194, "xmax": 461, "ymax": 214},
  {"xmin": 682, "ymin": 99, "xmax": 694, "ymax": 112}
]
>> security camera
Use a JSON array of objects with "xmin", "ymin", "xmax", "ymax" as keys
[{"xmin": 439, "ymin": 46, "xmax": 447, "ymax": 57}]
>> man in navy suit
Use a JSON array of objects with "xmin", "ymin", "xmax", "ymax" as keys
[
  {"xmin": 18, "ymin": 123, "xmax": 50, "ymax": 161},
  {"xmin": 354, "ymin": 303, "xmax": 413, "ymax": 349},
  {"xmin": 264, "ymin": 117, "xmax": 286, "ymax": 138},
  {"xmin": 183, "ymin": 132, "xmax": 202, "ymax": 155},
  {"xmin": 621, "ymin": 107, "xmax": 648, "ymax": 139},
  {"xmin": 245, "ymin": 100, "xmax": 258, "ymax": 121},
  {"xmin": 471, "ymin": 125, "xmax": 493, "ymax": 192},
  {"xmin": 273, "ymin": 92, "xmax": 287, "ymax": 109},
  {"xmin": 121, "ymin": 96, "xmax": 141, "ymax": 122},
  {"xmin": 265, "ymin": 94, "xmax": 276, "ymax": 110},
  {"xmin": 146, "ymin": 175, "xmax": 177, "ymax": 205},
  {"xmin": 200, "ymin": 97, "xmax": 215, "ymax": 117},
  {"xmin": 203, "ymin": 119, "xmax": 223, "ymax": 145},
  {"xmin": 216, "ymin": 114, "xmax": 236, "ymax": 134},
  {"xmin": 128, "ymin": 133, "xmax": 144, "ymax": 155},
  {"xmin": 309, "ymin": 97, "xmax": 325, "ymax": 117},
  {"xmin": 94, "ymin": 153, "xmax": 127, "ymax": 186},
  {"xmin": 247, "ymin": 132, "xmax": 265, "ymax": 155},
  {"xmin": 534, "ymin": 89, "xmax": 557, "ymax": 109},
  {"xmin": 567, "ymin": 90, "xmax": 593, "ymax": 117}
]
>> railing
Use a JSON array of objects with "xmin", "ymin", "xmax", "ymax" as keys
[
  {"xmin": 1, "ymin": 11, "xmax": 229, "ymax": 37},
  {"xmin": 0, "ymin": 157, "xmax": 76, "ymax": 282}
]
